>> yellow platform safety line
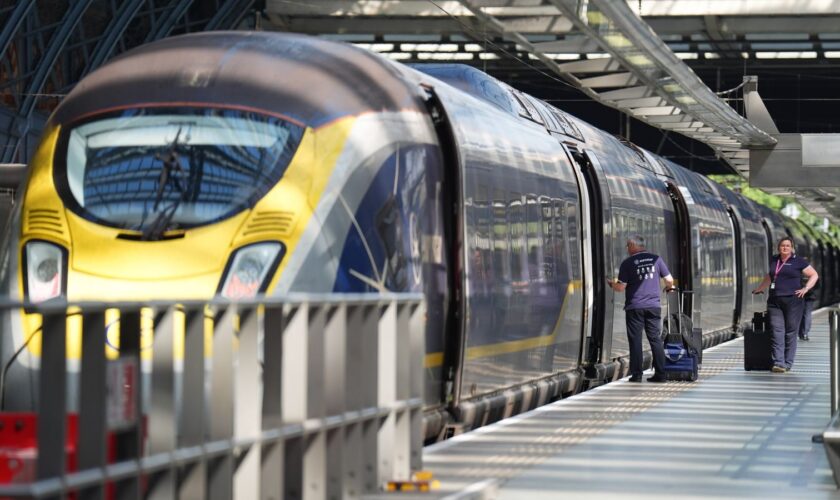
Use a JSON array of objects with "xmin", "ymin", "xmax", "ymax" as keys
[{"xmin": 424, "ymin": 280, "xmax": 580, "ymax": 368}]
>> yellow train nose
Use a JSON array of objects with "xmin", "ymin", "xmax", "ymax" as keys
[{"xmin": 65, "ymin": 211, "xmax": 248, "ymax": 282}]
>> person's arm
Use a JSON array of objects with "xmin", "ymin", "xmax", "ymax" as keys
[
  {"xmin": 607, "ymin": 277, "xmax": 626, "ymax": 293},
  {"xmin": 753, "ymin": 274, "xmax": 771, "ymax": 294},
  {"xmin": 795, "ymin": 266, "xmax": 818, "ymax": 298},
  {"xmin": 657, "ymin": 258, "xmax": 675, "ymax": 291},
  {"xmin": 609, "ymin": 261, "xmax": 629, "ymax": 293}
]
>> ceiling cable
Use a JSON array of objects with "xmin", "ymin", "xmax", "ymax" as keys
[{"xmin": 424, "ymin": 0, "xmax": 585, "ymax": 95}]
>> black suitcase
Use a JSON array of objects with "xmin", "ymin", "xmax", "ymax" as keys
[{"xmin": 744, "ymin": 294, "xmax": 773, "ymax": 371}]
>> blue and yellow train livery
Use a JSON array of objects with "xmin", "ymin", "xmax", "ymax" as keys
[{"xmin": 0, "ymin": 32, "xmax": 837, "ymax": 441}]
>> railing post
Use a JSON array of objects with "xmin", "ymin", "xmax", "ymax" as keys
[
  {"xmin": 114, "ymin": 308, "xmax": 142, "ymax": 500},
  {"xmin": 77, "ymin": 306, "xmax": 107, "ymax": 500},
  {"xmin": 343, "ymin": 303, "xmax": 367, "ymax": 497},
  {"xmin": 282, "ymin": 302, "xmax": 327, "ymax": 499},
  {"xmin": 832, "ymin": 309, "xmax": 840, "ymax": 415},
  {"xmin": 179, "ymin": 306, "xmax": 207, "ymax": 498},
  {"xmin": 233, "ymin": 305, "xmax": 261, "ymax": 499},
  {"xmin": 37, "ymin": 307, "xmax": 67, "ymax": 500},
  {"xmin": 148, "ymin": 305, "xmax": 177, "ymax": 500},
  {"xmin": 0, "ymin": 294, "xmax": 425, "ymax": 499},
  {"xmin": 392, "ymin": 301, "xmax": 412, "ymax": 481},
  {"xmin": 323, "ymin": 303, "xmax": 348, "ymax": 499},
  {"xmin": 377, "ymin": 300, "xmax": 398, "ymax": 486},
  {"xmin": 262, "ymin": 304, "xmax": 285, "ymax": 498},
  {"xmin": 359, "ymin": 304, "xmax": 381, "ymax": 493},
  {"xmin": 208, "ymin": 305, "xmax": 236, "ymax": 500},
  {"xmin": 409, "ymin": 300, "xmax": 425, "ymax": 472}
]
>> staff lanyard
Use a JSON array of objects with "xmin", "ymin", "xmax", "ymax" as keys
[{"xmin": 773, "ymin": 256, "xmax": 790, "ymax": 283}]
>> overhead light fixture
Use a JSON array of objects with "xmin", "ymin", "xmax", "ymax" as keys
[
  {"xmin": 626, "ymin": 54, "xmax": 654, "ymax": 66},
  {"xmin": 604, "ymin": 34, "xmax": 632, "ymax": 49}
]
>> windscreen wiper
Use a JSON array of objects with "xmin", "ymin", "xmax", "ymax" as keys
[{"xmin": 141, "ymin": 129, "xmax": 186, "ymax": 241}]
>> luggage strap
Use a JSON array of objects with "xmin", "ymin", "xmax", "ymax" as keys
[{"xmin": 664, "ymin": 346, "xmax": 685, "ymax": 363}]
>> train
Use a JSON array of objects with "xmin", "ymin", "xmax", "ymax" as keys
[{"xmin": 0, "ymin": 31, "xmax": 836, "ymax": 442}]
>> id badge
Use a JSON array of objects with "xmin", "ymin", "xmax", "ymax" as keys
[{"xmin": 770, "ymin": 282, "xmax": 775, "ymax": 290}]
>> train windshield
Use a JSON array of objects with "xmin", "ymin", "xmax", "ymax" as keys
[{"xmin": 59, "ymin": 107, "xmax": 305, "ymax": 238}]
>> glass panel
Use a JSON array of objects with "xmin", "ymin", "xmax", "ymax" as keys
[{"xmin": 59, "ymin": 107, "xmax": 305, "ymax": 236}]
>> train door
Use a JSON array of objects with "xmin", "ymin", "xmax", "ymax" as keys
[
  {"xmin": 665, "ymin": 183, "xmax": 693, "ymax": 315},
  {"xmin": 761, "ymin": 219, "xmax": 774, "ymax": 260},
  {"xmin": 726, "ymin": 206, "xmax": 745, "ymax": 328},
  {"xmin": 563, "ymin": 146, "xmax": 614, "ymax": 370}
]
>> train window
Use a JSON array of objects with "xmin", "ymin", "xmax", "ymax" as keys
[
  {"xmin": 616, "ymin": 137, "xmax": 647, "ymax": 168},
  {"xmin": 56, "ymin": 107, "xmax": 304, "ymax": 235},
  {"xmin": 541, "ymin": 197, "xmax": 554, "ymax": 279},
  {"xmin": 523, "ymin": 95, "xmax": 547, "ymax": 126},
  {"xmin": 550, "ymin": 109, "xmax": 584, "ymax": 141},
  {"xmin": 526, "ymin": 195, "xmax": 542, "ymax": 280},
  {"xmin": 538, "ymin": 106, "xmax": 563, "ymax": 134},
  {"xmin": 492, "ymin": 189, "xmax": 510, "ymax": 281},
  {"xmin": 507, "ymin": 91, "xmax": 532, "ymax": 120},
  {"xmin": 509, "ymin": 194, "xmax": 526, "ymax": 281},
  {"xmin": 510, "ymin": 90, "xmax": 544, "ymax": 125}
]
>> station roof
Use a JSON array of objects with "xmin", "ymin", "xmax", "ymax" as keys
[
  {"xmin": 2, "ymin": 1, "xmax": 839, "ymax": 220},
  {"xmin": 263, "ymin": 0, "xmax": 840, "ymax": 220}
]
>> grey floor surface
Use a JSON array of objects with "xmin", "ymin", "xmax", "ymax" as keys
[{"xmin": 420, "ymin": 309, "xmax": 838, "ymax": 499}]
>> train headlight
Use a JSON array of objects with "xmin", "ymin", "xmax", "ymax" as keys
[
  {"xmin": 218, "ymin": 242, "xmax": 285, "ymax": 300},
  {"xmin": 23, "ymin": 241, "xmax": 67, "ymax": 303}
]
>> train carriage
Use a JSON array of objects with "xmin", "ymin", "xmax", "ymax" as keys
[
  {"xmin": 0, "ymin": 32, "xmax": 834, "ymax": 443},
  {"xmin": 709, "ymin": 183, "xmax": 770, "ymax": 332}
]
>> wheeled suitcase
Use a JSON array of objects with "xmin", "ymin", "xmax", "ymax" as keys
[
  {"xmin": 661, "ymin": 289, "xmax": 700, "ymax": 381},
  {"xmin": 663, "ymin": 342, "xmax": 699, "ymax": 381},
  {"xmin": 744, "ymin": 293, "xmax": 774, "ymax": 371}
]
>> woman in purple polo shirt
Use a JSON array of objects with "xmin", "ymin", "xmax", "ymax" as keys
[{"xmin": 752, "ymin": 237, "xmax": 818, "ymax": 373}]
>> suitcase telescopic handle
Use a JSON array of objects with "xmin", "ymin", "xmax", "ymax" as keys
[
  {"xmin": 664, "ymin": 287, "xmax": 681, "ymax": 332},
  {"xmin": 665, "ymin": 287, "xmax": 682, "ymax": 318},
  {"xmin": 681, "ymin": 289, "xmax": 693, "ymax": 321}
]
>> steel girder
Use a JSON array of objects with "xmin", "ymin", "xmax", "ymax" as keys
[
  {"xmin": 146, "ymin": 0, "xmax": 196, "ymax": 42},
  {"xmin": 1, "ymin": 0, "xmax": 96, "ymax": 163},
  {"xmin": 84, "ymin": 0, "xmax": 148, "ymax": 75},
  {"xmin": 206, "ymin": 0, "xmax": 256, "ymax": 31},
  {"xmin": 0, "ymin": 0, "xmax": 259, "ymax": 165},
  {"xmin": 0, "ymin": 2, "xmax": 35, "ymax": 63}
]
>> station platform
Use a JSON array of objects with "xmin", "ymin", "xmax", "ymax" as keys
[{"xmin": 421, "ymin": 309, "xmax": 837, "ymax": 499}]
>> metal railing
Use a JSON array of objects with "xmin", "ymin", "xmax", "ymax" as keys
[
  {"xmin": 823, "ymin": 308, "xmax": 840, "ymax": 487},
  {"xmin": 0, "ymin": 294, "xmax": 425, "ymax": 499}
]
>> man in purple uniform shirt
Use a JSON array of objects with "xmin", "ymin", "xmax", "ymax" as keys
[{"xmin": 608, "ymin": 236, "xmax": 675, "ymax": 383}]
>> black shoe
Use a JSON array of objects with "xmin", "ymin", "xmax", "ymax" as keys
[
  {"xmin": 628, "ymin": 375, "xmax": 643, "ymax": 383},
  {"xmin": 646, "ymin": 375, "xmax": 667, "ymax": 383},
  {"xmin": 801, "ymin": 335, "xmax": 810, "ymax": 341}
]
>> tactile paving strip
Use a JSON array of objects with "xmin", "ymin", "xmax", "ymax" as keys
[{"xmin": 418, "ymin": 310, "xmax": 837, "ymax": 499}]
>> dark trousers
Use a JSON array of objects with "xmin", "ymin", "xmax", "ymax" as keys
[
  {"xmin": 767, "ymin": 295, "xmax": 804, "ymax": 368},
  {"xmin": 626, "ymin": 308, "xmax": 666, "ymax": 376},
  {"xmin": 799, "ymin": 299, "xmax": 815, "ymax": 338}
]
